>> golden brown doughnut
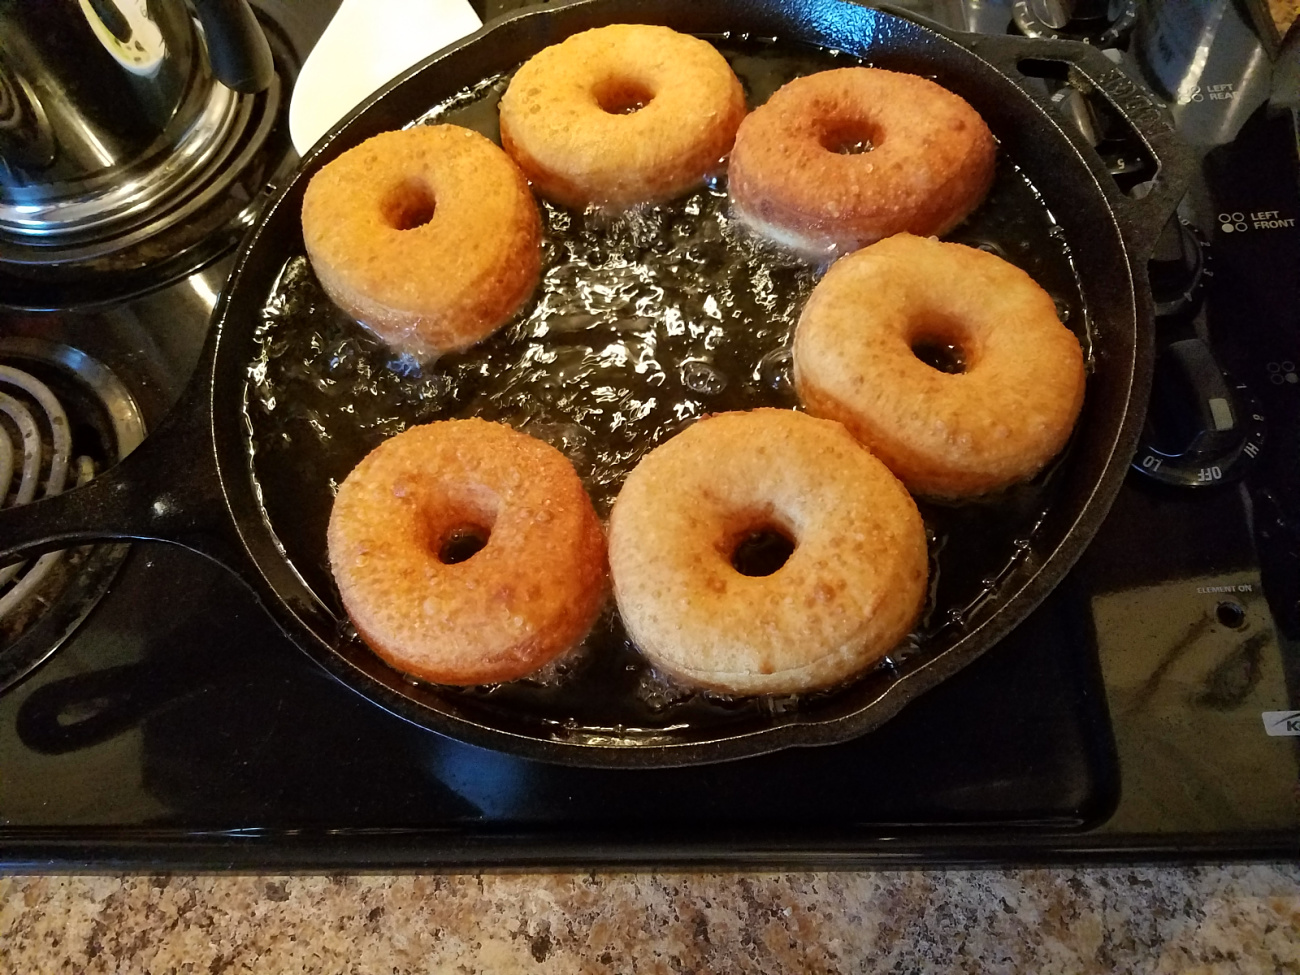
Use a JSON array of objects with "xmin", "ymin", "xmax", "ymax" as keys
[
  {"xmin": 794, "ymin": 233, "xmax": 1086, "ymax": 498},
  {"xmin": 301, "ymin": 124, "xmax": 541, "ymax": 357},
  {"xmin": 327, "ymin": 419, "xmax": 607, "ymax": 685},
  {"xmin": 607, "ymin": 409, "xmax": 929, "ymax": 696},
  {"xmin": 498, "ymin": 24, "xmax": 746, "ymax": 208},
  {"xmin": 729, "ymin": 67, "xmax": 996, "ymax": 258}
]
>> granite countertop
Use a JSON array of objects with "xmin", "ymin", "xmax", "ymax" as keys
[{"xmin": 4, "ymin": 865, "xmax": 1299, "ymax": 971}]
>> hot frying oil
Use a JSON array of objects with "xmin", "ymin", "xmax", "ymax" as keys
[{"xmin": 245, "ymin": 38, "xmax": 1089, "ymax": 734}]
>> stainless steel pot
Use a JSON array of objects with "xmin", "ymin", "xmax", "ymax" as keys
[{"xmin": 0, "ymin": 0, "xmax": 273, "ymax": 241}]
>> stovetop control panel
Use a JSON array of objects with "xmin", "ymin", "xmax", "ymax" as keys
[{"xmin": 1203, "ymin": 110, "xmax": 1300, "ymax": 640}]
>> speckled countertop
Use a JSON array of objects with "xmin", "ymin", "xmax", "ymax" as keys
[{"xmin": 3, "ymin": 865, "xmax": 1299, "ymax": 972}]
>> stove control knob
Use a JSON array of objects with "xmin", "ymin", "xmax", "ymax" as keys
[
  {"xmin": 1012, "ymin": 0, "xmax": 1138, "ymax": 46},
  {"xmin": 1133, "ymin": 338, "xmax": 1266, "ymax": 486},
  {"xmin": 1148, "ymin": 217, "xmax": 1206, "ymax": 317}
]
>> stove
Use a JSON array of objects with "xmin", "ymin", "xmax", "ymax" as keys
[{"xmin": 0, "ymin": 0, "xmax": 1297, "ymax": 869}]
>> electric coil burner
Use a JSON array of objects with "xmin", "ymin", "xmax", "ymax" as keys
[
  {"xmin": 0, "ymin": 2, "xmax": 303, "ymax": 708},
  {"xmin": 0, "ymin": 340, "xmax": 143, "ymax": 692},
  {"xmin": 0, "ymin": 0, "xmax": 1297, "ymax": 869}
]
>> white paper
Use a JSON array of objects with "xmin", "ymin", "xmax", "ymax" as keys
[{"xmin": 288, "ymin": 0, "xmax": 482, "ymax": 156}]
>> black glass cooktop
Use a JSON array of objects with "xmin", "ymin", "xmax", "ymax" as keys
[{"xmin": 0, "ymin": 540, "xmax": 1116, "ymax": 862}]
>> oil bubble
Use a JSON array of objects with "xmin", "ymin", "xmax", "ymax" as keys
[
  {"xmin": 680, "ymin": 359, "xmax": 727, "ymax": 395},
  {"xmin": 755, "ymin": 347, "xmax": 793, "ymax": 393}
]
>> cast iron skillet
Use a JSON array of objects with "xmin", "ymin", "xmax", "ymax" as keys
[{"xmin": 0, "ymin": 0, "xmax": 1190, "ymax": 767}]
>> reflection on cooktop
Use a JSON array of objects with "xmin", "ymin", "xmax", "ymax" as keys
[{"xmin": 0, "ymin": 542, "xmax": 1115, "ymax": 832}]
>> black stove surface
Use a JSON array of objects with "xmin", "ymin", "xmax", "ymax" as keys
[
  {"xmin": 1, "ymin": 0, "xmax": 1298, "ymax": 869},
  {"xmin": 0, "ymin": 541, "xmax": 1116, "ymax": 859}
]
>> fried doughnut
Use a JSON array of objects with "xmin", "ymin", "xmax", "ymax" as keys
[
  {"xmin": 729, "ymin": 67, "xmax": 996, "ymax": 258},
  {"xmin": 498, "ymin": 24, "xmax": 746, "ymax": 208},
  {"xmin": 608, "ymin": 409, "xmax": 929, "ymax": 696},
  {"xmin": 327, "ymin": 419, "xmax": 607, "ymax": 685},
  {"xmin": 794, "ymin": 233, "xmax": 1086, "ymax": 498},
  {"xmin": 301, "ymin": 124, "xmax": 541, "ymax": 357}
]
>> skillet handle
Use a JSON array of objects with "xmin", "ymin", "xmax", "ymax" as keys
[
  {"xmin": 955, "ymin": 32, "xmax": 1194, "ymax": 261},
  {"xmin": 0, "ymin": 374, "xmax": 250, "ymax": 574}
]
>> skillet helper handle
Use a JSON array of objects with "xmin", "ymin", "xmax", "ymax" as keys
[
  {"xmin": 963, "ymin": 32, "xmax": 1194, "ymax": 261},
  {"xmin": 0, "ymin": 378, "xmax": 248, "ymax": 573}
]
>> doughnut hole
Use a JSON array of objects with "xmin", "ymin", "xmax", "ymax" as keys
[
  {"xmin": 380, "ymin": 177, "xmax": 436, "ymax": 231},
  {"xmin": 818, "ymin": 115, "xmax": 879, "ymax": 155},
  {"xmin": 594, "ymin": 76, "xmax": 656, "ymax": 115},
  {"xmin": 721, "ymin": 514, "xmax": 798, "ymax": 577},
  {"xmin": 416, "ymin": 487, "xmax": 500, "ymax": 566},
  {"xmin": 438, "ymin": 527, "xmax": 490, "ymax": 564},
  {"xmin": 908, "ymin": 314, "xmax": 975, "ymax": 375}
]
